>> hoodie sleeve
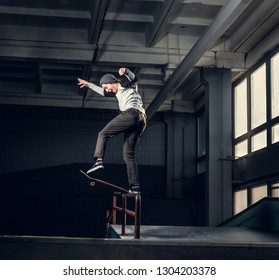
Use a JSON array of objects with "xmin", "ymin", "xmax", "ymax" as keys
[
  {"xmin": 88, "ymin": 83, "xmax": 105, "ymax": 96},
  {"xmin": 120, "ymin": 69, "xmax": 138, "ymax": 88},
  {"xmin": 88, "ymin": 82, "xmax": 115, "ymax": 97}
]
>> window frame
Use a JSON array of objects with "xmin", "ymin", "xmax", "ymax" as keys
[
  {"xmin": 233, "ymin": 179, "xmax": 279, "ymax": 215},
  {"xmin": 232, "ymin": 47, "xmax": 279, "ymax": 216},
  {"xmin": 233, "ymin": 48, "xmax": 279, "ymax": 158}
]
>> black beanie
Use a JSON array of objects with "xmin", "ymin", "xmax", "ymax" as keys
[{"xmin": 99, "ymin": 74, "xmax": 118, "ymax": 85}]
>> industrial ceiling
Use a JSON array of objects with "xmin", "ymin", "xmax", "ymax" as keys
[{"xmin": 0, "ymin": 0, "xmax": 278, "ymax": 117}]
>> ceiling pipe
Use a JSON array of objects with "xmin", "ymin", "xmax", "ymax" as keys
[{"xmin": 146, "ymin": 0, "xmax": 253, "ymax": 119}]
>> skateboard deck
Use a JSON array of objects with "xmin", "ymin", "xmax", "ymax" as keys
[{"xmin": 80, "ymin": 170, "xmax": 129, "ymax": 194}]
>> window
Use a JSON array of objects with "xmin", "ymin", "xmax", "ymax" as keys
[
  {"xmin": 233, "ymin": 183, "xmax": 269, "ymax": 215},
  {"xmin": 234, "ymin": 79, "xmax": 247, "ymax": 138},
  {"xmin": 271, "ymin": 181, "xmax": 279, "ymax": 197},
  {"xmin": 251, "ymin": 64, "xmax": 266, "ymax": 129},
  {"xmin": 233, "ymin": 188, "xmax": 247, "ymax": 215},
  {"xmin": 271, "ymin": 52, "xmax": 279, "ymax": 119},
  {"xmin": 251, "ymin": 184, "xmax": 267, "ymax": 204},
  {"xmin": 233, "ymin": 51, "xmax": 279, "ymax": 158},
  {"xmin": 272, "ymin": 123, "xmax": 279, "ymax": 144},
  {"xmin": 232, "ymin": 50, "xmax": 279, "ymax": 216},
  {"xmin": 235, "ymin": 139, "xmax": 248, "ymax": 157},
  {"xmin": 251, "ymin": 130, "xmax": 267, "ymax": 152}
]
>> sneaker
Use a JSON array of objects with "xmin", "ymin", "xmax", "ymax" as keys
[
  {"xmin": 129, "ymin": 184, "xmax": 141, "ymax": 194},
  {"xmin": 87, "ymin": 160, "xmax": 104, "ymax": 174}
]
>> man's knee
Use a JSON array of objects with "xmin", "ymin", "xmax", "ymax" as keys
[
  {"xmin": 98, "ymin": 129, "xmax": 109, "ymax": 140},
  {"xmin": 123, "ymin": 149, "xmax": 135, "ymax": 162}
]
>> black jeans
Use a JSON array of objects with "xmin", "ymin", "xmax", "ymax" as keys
[{"xmin": 94, "ymin": 109, "xmax": 146, "ymax": 187}]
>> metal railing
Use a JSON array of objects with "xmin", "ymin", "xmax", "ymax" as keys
[{"xmin": 106, "ymin": 192, "xmax": 141, "ymax": 239}]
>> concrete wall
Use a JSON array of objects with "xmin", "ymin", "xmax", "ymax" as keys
[{"xmin": 0, "ymin": 105, "xmax": 166, "ymax": 174}]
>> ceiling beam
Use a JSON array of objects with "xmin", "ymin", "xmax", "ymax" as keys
[
  {"xmin": 0, "ymin": 42, "xmax": 93, "ymax": 63},
  {"xmin": 105, "ymin": 12, "xmax": 153, "ymax": 23},
  {"xmin": 97, "ymin": 48, "xmax": 167, "ymax": 66},
  {"xmin": 145, "ymin": 0, "xmax": 176, "ymax": 46},
  {"xmin": 89, "ymin": 0, "xmax": 109, "ymax": 46},
  {"xmin": 230, "ymin": 0, "xmax": 279, "ymax": 51},
  {"xmin": 182, "ymin": 0, "xmax": 228, "ymax": 5},
  {"xmin": 85, "ymin": 0, "xmax": 110, "ymax": 99},
  {"xmin": 0, "ymin": 6, "xmax": 90, "ymax": 19},
  {"xmin": 146, "ymin": 0, "xmax": 253, "ymax": 119},
  {"xmin": 0, "ymin": 25, "xmax": 88, "ymax": 44},
  {"xmin": 246, "ymin": 25, "xmax": 279, "ymax": 68},
  {"xmin": 170, "ymin": 16, "xmax": 212, "ymax": 26},
  {"xmin": 135, "ymin": 0, "xmax": 164, "ymax": 2}
]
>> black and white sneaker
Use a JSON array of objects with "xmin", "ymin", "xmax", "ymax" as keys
[
  {"xmin": 129, "ymin": 184, "xmax": 141, "ymax": 194},
  {"xmin": 87, "ymin": 160, "xmax": 104, "ymax": 174}
]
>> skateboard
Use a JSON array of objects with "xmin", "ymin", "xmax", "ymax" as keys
[{"xmin": 80, "ymin": 170, "xmax": 129, "ymax": 194}]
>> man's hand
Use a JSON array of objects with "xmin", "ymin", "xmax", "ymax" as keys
[
  {"xmin": 118, "ymin": 68, "xmax": 127, "ymax": 76},
  {"xmin": 77, "ymin": 78, "xmax": 89, "ymax": 88}
]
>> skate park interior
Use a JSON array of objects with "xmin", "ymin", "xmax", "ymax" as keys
[{"xmin": 0, "ymin": 0, "xmax": 279, "ymax": 259}]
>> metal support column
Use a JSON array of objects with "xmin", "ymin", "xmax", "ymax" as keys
[{"xmin": 201, "ymin": 67, "xmax": 232, "ymax": 226}]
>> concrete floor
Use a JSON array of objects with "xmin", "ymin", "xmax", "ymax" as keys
[{"xmin": 111, "ymin": 225, "xmax": 279, "ymax": 242}]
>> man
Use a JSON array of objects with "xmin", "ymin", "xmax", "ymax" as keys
[{"xmin": 77, "ymin": 68, "xmax": 146, "ymax": 193}]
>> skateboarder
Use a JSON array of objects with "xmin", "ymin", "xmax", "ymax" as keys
[{"xmin": 77, "ymin": 68, "xmax": 146, "ymax": 193}]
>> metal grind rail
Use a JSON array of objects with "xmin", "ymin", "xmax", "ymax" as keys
[{"xmin": 106, "ymin": 192, "xmax": 141, "ymax": 239}]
